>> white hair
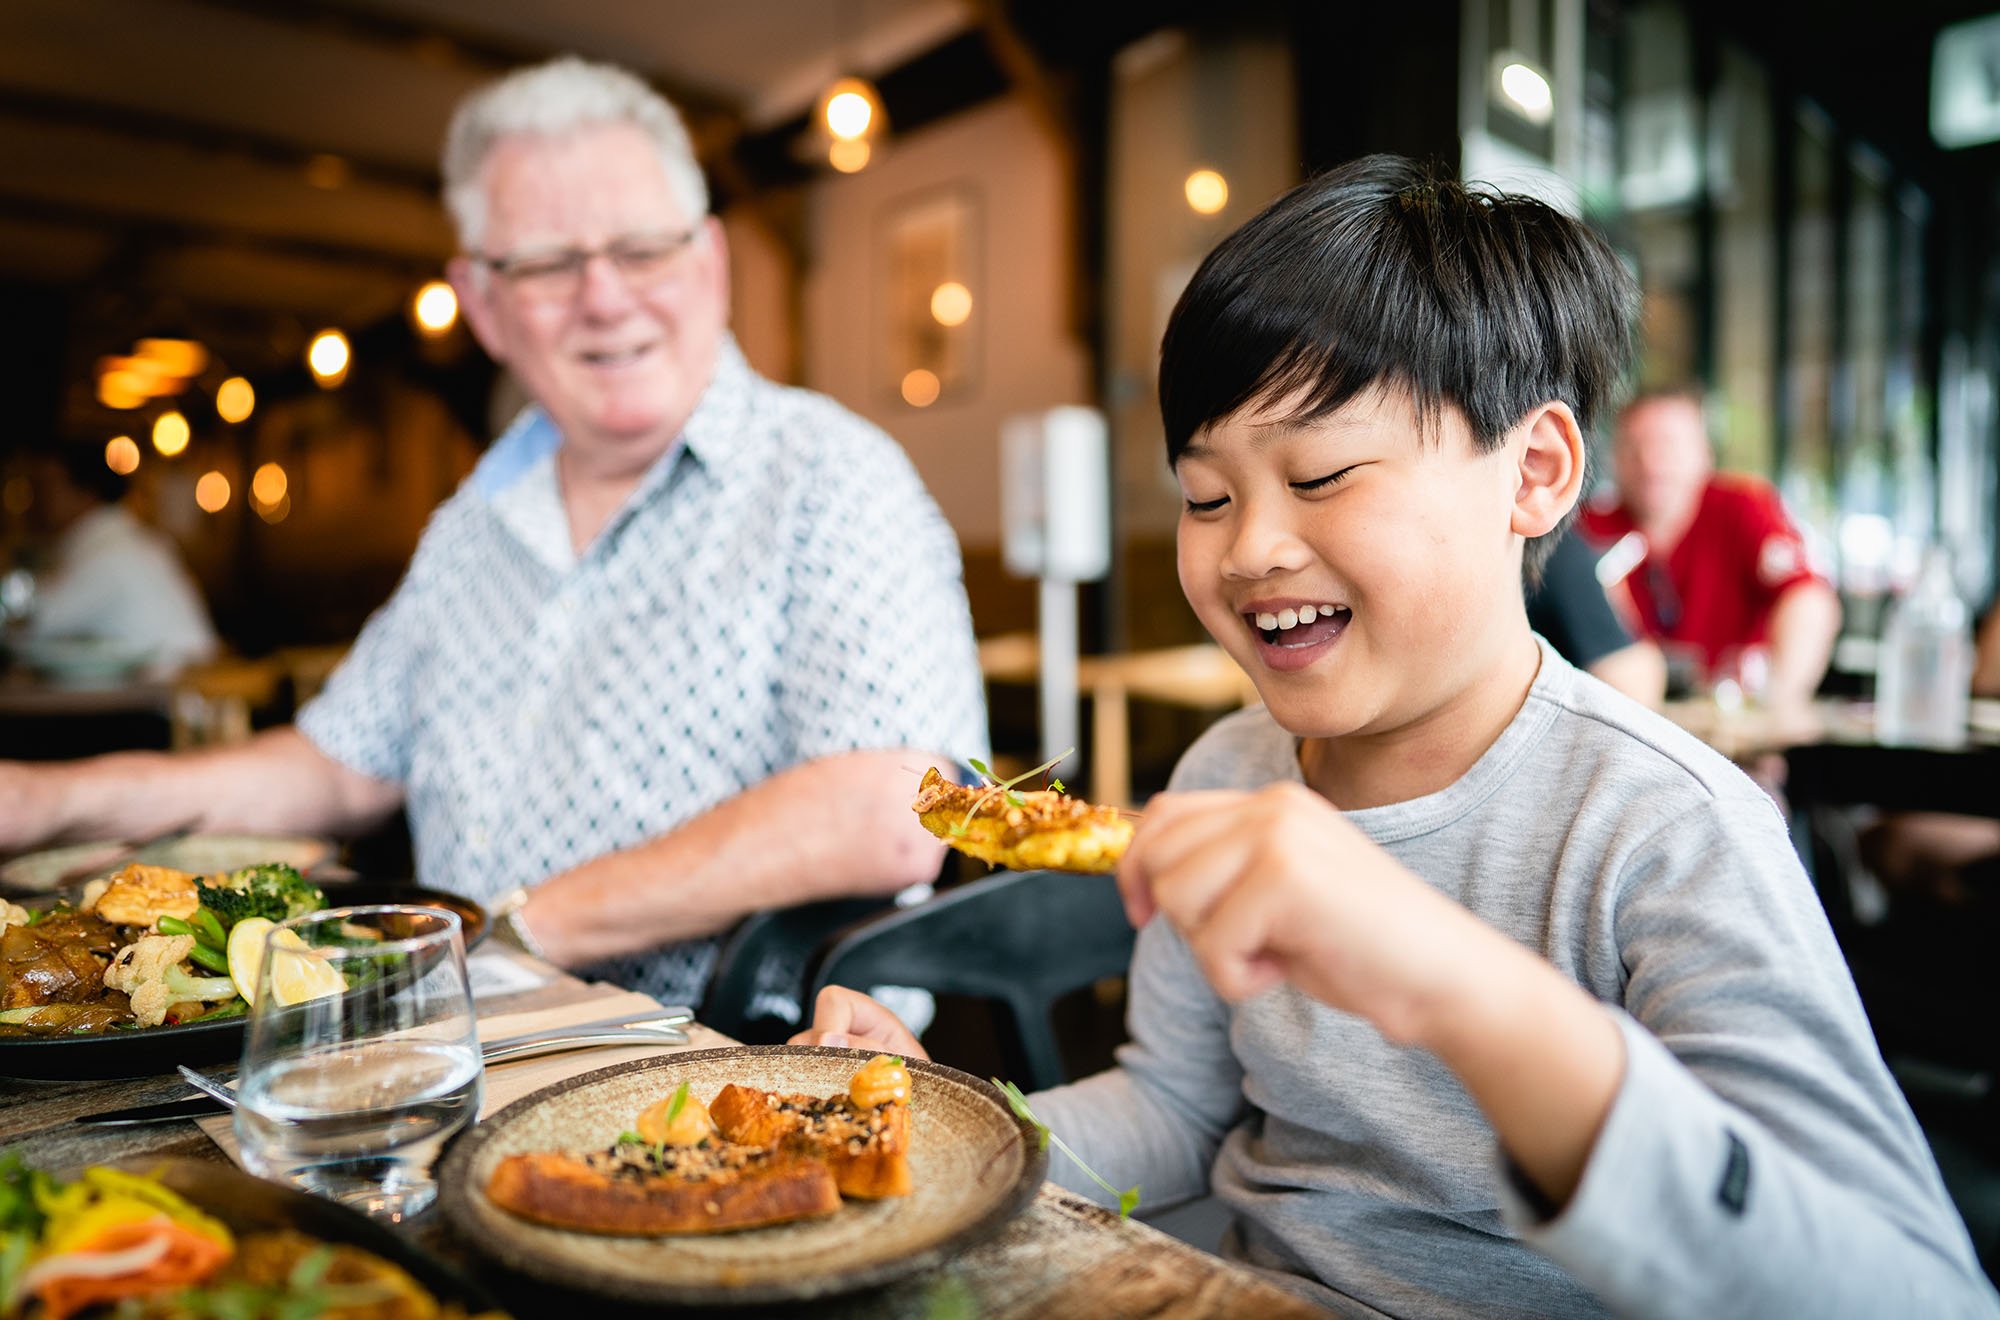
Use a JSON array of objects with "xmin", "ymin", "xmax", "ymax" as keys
[{"xmin": 441, "ymin": 55, "xmax": 709, "ymax": 251}]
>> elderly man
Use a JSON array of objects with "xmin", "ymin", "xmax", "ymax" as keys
[
  {"xmin": 0, "ymin": 57, "xmax": 987, "ymax": 1009},
  {"xmin": 1580, "ymin": 388, "xmax": 1840, "ymax": 709}
]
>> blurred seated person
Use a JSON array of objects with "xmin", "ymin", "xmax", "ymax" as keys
[
  {"xmin": 0, "ymin": 57, "xmax": 986, "ymax": 1013},
  {"xmin": 16, "ymin": 442, "xmax": 218, "ymax": 676},
  {"xmin": 1525, "ymin": 530, "xmax": 1666, "ymax": 705},
  {"xmin": 1580, "ymin": 388, "xmax": 1840, "ymax": 709}
]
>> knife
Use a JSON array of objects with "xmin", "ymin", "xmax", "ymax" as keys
[{"xmin": 72, "ymin": 1007, "xmax": 696, "ymax": 1126}]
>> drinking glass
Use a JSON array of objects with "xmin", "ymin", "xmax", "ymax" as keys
[{"xmin": 235, "ymin": 905, "xmax": 483, "ymax": 1222}]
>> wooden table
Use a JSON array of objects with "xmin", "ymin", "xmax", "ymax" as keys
[{"xmin": 1, "ymin": 963, "xmax": 1324, "ymax": 1320}]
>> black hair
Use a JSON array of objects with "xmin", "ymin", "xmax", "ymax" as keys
[{"xmin": 1158, "ymin": 154, "xmax": 1637, "ymax": 578}]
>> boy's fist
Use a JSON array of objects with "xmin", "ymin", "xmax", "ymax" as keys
[{"xmin": 1117, "ymin": 783, "xmax": 1496, "ymax": 1045}]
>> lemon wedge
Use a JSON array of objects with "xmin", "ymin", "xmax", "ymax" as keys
[
  {"xmin": 265, "ymin": 931, "xmax": 346, "ymax": 1006},
  {"xmin": 226, "ymin": 917, "xmax": 276, "ymax": 1004}
]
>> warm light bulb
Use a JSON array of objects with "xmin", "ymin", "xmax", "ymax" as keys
[
  {"xmin": 152, "ymin": 411, "xmax": 190, "ymax": 457},
  {"xmin": 930, "ymin": 282, "xmax": 973, "ymax": 327},
  {"xmin": 194, "ymin": 470, "xmax": 231, "ymax": 513},
  {"xmin": 105, "ymin": 436, "xmax": 140, "ymax": 475},
  {"xmin": 98, "ymin": 372, "xmax": 147, "ymax": 410},
  {"xmin": 412, "ymin": 280, "xmax": 458, "ymax": 335},
  {"xmin": 216, "ymin": 376, "xmax": 255, "ymax": 424},
  {"xmin": 1499, "ymin": 61, "xmax": 1553, "ymax": 124},
  {"xmin": 307, "ymin": 329, "xmax": 350, "ymax": 386},
  {"xmin": 1184, "ymin": 169, "xmax": 1229, "ymax": 215},
  {"xmin": 251, "ymin": 461, "xmax": 288, "ymax": 507},
  {"xmin": 900, "ymin": 368, "xmax": 942, "ymax": 408},
  {"xmin": 828, "ymin": 138, "xmax": 872, "ymax": 173},
  {"xmin": 825, "ymin": 88, "xmax": 874, "ymax": 141},
  {"xmin": 135, "ymin": 338, "xmax": 208, "ymax": 378}
]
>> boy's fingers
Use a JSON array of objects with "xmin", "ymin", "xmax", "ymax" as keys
[
  {"xmin": 1184, "ymin": 872, "xmax": 1290, "ymax": 1002},
  {"xmin": 1138, "ymin": 813, "xmax": 1258, "ymax": 932}
]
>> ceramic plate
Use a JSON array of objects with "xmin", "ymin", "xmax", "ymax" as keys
[
  {"xmin": 0, "ymin": 881, "xmax": 487, "ymax": 1079},
  {"xmin": 86, "ymin": 1158, "xmax": 503, "ymax": 1313},
  {"xmin": 439, "ymin": 1045, "xmax": 1047, "ymax": 1307},
  {"xmin": 0, "ymin": 833, "xmax": 334, "ymax": 895}
]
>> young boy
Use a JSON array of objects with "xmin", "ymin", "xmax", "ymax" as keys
[{"xmin": 796, "ymin": 157, "xmax": 1998, "ymax": 1318}]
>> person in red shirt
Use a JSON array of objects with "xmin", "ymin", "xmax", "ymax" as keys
[{"xmin": 1580, "ymin": 389, "xmax": 1841, "ymax": 708}]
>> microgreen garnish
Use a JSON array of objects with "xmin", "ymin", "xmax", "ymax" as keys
[
  {"xmin": 616, "ymin": 1130, "xmax": 645, "ymax": 1147},
  {"xmin": 993, "ymin": 1079, "xmax": 1140, "ymax": 1219},
  {"xmin": 1049, "ymin": 778, "xmax": 1065, "ymax": 794},
  {"xmin": 666, "ymin": 1080, "xmax": 690, "ymax": 1125},
  {"xmin": 954, "ymin": 748, "xmax": 1077, "ymax": 834}
]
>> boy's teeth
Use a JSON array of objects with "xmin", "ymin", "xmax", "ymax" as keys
[{"xmin": 1252, "ymin": 604, "xmax": 1347, "ymax": 637}]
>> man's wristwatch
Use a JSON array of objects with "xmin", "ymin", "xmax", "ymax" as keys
[{"xmin": 493, "ymin": 885, "xmax": 549, "ymax": 962}]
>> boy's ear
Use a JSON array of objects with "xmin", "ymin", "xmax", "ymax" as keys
[{"xmin": 1510, "ymin": 401, "xmax": 1585, "ymax": 539}]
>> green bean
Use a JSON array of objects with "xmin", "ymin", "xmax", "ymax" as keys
[
  {"xmin": 186, "ymin": 942, "xmax": 230, "ymax": 975},
  {"xmin": 191, "ymin": 907, "xmax": 228, "ymax": 949},
  {"xmin": 157, "ymin": 915, "xmax": 197, "ymax": 940}
]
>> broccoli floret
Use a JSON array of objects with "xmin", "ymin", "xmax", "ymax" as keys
[
  {"xmin": 102, "ymin": 934, "xmax": 239, "ymax": 1027},
  {"xmin": 195, "ymin": 864, "xmax": 323, "ymax": 928}
]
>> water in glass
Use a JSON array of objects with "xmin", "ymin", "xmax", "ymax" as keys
[{"xmin": 234, "ymin": 905, "xmax": 482, "ymax": 1222}]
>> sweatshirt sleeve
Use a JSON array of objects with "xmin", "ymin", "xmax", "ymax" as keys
[
  {"xmin": 1500, "ymin": 795, "xmax": 1999, "ymax": 1319},
  {"xmin": 1027, "ymin": 916, "xmax": 1246, "ymax": 1212}
]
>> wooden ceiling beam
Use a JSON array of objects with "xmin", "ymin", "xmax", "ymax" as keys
[
  {"xmin": 184, "ymin": 0, "xmax": 750, "ymax": 158},
  {"xmin": 0, "ymin": 86, "xmax": 439, "ymax": 197},
  {"xmin": 0, "ymin": 189, "xmax": 446, "ymax": 275}
]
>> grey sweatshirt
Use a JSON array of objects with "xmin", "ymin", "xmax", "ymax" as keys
[{"xmin": 1032, "ymin": 641, "xmax": 1998, "ymax": 1318}]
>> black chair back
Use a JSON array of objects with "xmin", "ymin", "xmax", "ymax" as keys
[{"xmin": 805, "ymin": 868, "xmax": 1137, "ymax": 1092}]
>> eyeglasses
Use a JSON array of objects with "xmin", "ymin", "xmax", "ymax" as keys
[{"xmin": 472, "ymin": 228, "xmax": 700, "ymax": 303}]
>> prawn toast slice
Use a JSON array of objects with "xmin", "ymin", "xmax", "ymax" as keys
[
  {"xmin": 911, "ymin": 766, "xmax": 1132, "ymax": 874},
  {"xmin": 710, "ymin": 1083, "xmax": 912, "ymax": 1200},
  {"xmin": 485, "ymin": 1139, "xmax": 841, "ymax": 1235}
]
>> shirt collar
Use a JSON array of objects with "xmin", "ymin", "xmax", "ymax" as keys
[{"xmin": 469, "ymin": 333, "xmax": 757, "ymax": 504}]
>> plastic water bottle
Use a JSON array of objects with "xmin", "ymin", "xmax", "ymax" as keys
[{"xmin": 1874, "ymin": 547, "xmax": 1972, "ymax": 748}]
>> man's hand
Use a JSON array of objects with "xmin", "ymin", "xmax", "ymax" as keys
[{"xmin": 789, "ymin": 985, "xmax": 929, "ymax": 1059}]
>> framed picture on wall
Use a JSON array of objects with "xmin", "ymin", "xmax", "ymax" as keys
[{"xmin": 876, "ymin": 185, "xmax": 981, "ymax": 409}]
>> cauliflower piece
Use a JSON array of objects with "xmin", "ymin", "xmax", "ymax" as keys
[
  {"xmin": 92, "ymin": 864, "xmax": 201, "ymax": 928},
  {"xmin": 102, "ymin": 933, "xmax": 238, "ymax": 1027},
  {"xmin": 2, "ymin": 902, "xmax": 29, "ymax": 928}
]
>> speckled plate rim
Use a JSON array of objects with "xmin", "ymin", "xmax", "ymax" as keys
[{"xmin": 437, "ymin": 1044, "xmax": 1049, "ymax": 1307}]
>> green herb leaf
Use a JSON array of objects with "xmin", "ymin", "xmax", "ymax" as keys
[
  {"xmin": 616, "ymin": 1130, "xmax": 646, "ymax": 1147},
  {"xmin": 954, "ymin": 748, "xmax": 1078, "ymax": 835},
  {"xmin": 967, "ymin": 757, "xmax": 996, "ymax": 785},
  {"xmin": 1004, "ymin": 791, "xmax": 1026, "ymax": 808},
  {"xmin": 1049, "ymin": 778, "xmax": 1066, "ymax": 794},
  {"xmin": 666, "ymin": 1079, "xmax": 690, "ymax": 1125},
  {"xmin": 993, "ymin": 1078, "xmax": 1140, "ymax": 1219}
]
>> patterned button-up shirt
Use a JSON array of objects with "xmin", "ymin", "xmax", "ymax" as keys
[{"xmin": 298, "ymin": 338, "xmax": 988, "ymax": 1005}]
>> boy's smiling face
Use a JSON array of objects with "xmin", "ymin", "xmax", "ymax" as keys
[{"xmin": 1175, "ymin": 385, "xmax": 1545, "ymax": 746}]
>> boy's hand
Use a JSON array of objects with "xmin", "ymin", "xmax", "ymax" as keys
[
  {"xmin": 1117, "ymin": 784, "xmax": 1496, "ymax": 1043},
  {"xmin": 788, "ymin": 985, "xmax": 929, "ymax": 1059},
  {"xmin": 1120, "ymin": 783, "xmax": 1626, "ymax": 1206}
]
